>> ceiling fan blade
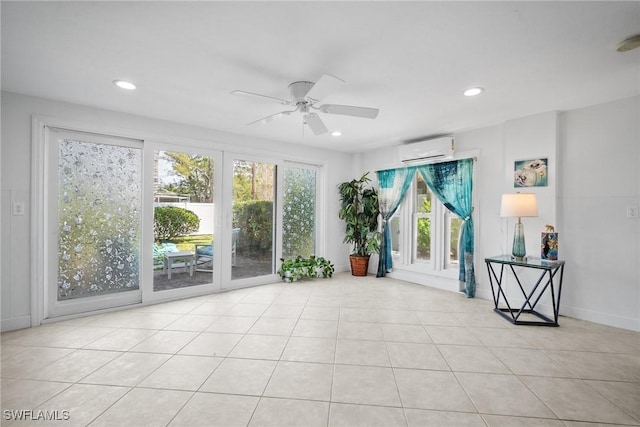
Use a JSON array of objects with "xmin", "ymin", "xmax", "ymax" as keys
[
  {"xmin": 247, "ymin": 110, "xmax": 295, "ymax": 126},
  {"xmin": 305, "ymin": 74, "xmax": 345, "ymax": 102},
  {"xmin": 305, "ymin": 113, "xmax": 328, "ymax": 135},
  {"xmin": 231, "ymin": 90, "xmax": 292, "ymax": 105},
  {"xmin": 319, "ymin": 104, "xmax": 379, "ymax": 119}
]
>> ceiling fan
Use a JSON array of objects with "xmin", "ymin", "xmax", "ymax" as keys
[{"xmin": 231, "ymin": 74, "xmax": 379, "ymax": 135}]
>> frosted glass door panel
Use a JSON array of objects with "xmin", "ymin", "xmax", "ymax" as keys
[{"xmin": 282, "ymin": 166, "xmax": 317, "ymax": 259}]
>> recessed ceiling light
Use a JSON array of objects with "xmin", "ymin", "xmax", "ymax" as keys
[
  {"xmin": 331, "ymin": 131, "xmax": 342, "ymax": 137},
  {"xmin": 113, "ymin": 80, "xmax": 136, "ymax": 90},
  {"xmin": 463, "ymin": 87, "xmax": 484, "ymax": 97}
]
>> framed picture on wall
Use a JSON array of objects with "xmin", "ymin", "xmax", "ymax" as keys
[{"xmin": 514, "ymin": 158, "xmax": 548, "ymax": 187}]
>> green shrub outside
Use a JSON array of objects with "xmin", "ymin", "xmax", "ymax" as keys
[
  {"xmin": 154, "ymin": 206, "xmax": 200, "ymax": 241},
  {"xmin": 233, "ymin": 200, "xmax": 273, "ymax": 253}
]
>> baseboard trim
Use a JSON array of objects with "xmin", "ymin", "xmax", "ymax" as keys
[{"xmin": 1, "ymin": 315, "xmax": 32, "ymax": 332}]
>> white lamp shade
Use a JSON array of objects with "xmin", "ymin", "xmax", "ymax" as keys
[{"xmin": 500, "ymin": 193, "xmax": 538, "ymax": 217}]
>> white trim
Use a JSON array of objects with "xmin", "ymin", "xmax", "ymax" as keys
[{"xmin": 1, "ymin": 315, "xmax": 32, "ymax": 332}]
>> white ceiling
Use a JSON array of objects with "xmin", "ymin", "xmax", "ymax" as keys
[{"xmin": 2, "ymin": 1, "xmax": 639, "ymax": 152}]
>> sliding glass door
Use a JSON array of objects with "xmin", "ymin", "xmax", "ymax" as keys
[
  {"xmin": 40, "ymin": 125, "xmax": 320, "ymax": 319},
  {"xmin": 228, "ymin": 158, "xmax": 277, "ymax": 284},
  {"xmin": 47, "ymin": 129, "xmax": 143, "ymax": 317},
  {"xmin": 149, "ymin": 148, "xmax": 221, "ymax": 298}
]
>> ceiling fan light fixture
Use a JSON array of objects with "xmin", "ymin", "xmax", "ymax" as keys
[
  {"xmin": 463, "ymin": 87, "xmax": 484, "ymax": 97},
  {"xmin": 113, "ymin": 80, "xmax": 136, "ymax": 90},
  {"xmin": 617, "ymin": 34, "xmax": 640, "ymax": 52}
]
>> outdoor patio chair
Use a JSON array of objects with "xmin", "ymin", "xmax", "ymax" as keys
[{"xmin": 194, "ymin": 228, "xmax": 240, "ymax": 272}]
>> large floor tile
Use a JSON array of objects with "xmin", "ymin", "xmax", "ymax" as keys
[
  {"xmin": 337, "ymin": 321, "xmax": 383, "ymax": 341},
  {"xmin": 386, "ymin": 342, "xmax": 450, "ymax": 370},
  {"xmin": 264, "ymin": 361, "xmax": 333, "ymax": 401},
  {"xmin": 82, "ymin": 328, "xmax": 157, "ymax": 351},
  {"xmin": 394, "ymin": 368, "xmax": 476, "ymax": 412},
  {"xmin": 1, "ymin": 379, "xmax": 71, "ymax": 413},
  {"xmin": 89, "ymin": 388, "xmax": 192, "ymax": 426},
  {"xmin": 520, "ymin": 376, "xmax": 639, "ymax": 425},
  {"xmin": 329, "ymin": 403, "xmax": 407, "ymax": 427},
  {"xmin": 225, "ymin": 303, "xmax": 270, "ymax": 317},
  {"xmin": 415, "ymin": 311, "xmax": 464, "ymax": 326},
  {"xmin": 27, "ymin": 349, "xmax": 121, "ymax": 382},
  {"xmin": 138, "ymin": 355, "xmax": 223, "ymax": 391},
  {"xmin": 544, "ymin": 350, "xmax": 640, "ymax": 381},
  {"xmin": 584, "ymin": 379, "xmax": 640, "ymax": 422},
  {"xmin": 1, "ymin": 346, "xmax": 74, "ymax": 379},
  {"xmin": 424, "ymin": 326, "xmax": 483, "ymax": 345},
  {"xmin": 301, "ymin": 306, "xmax": 340, "ymax": 321},
  {"xmin": 469, "ymin": 327, "xmax": 536, "ymax": 348},
  {"xmin": 169, "ymin": 392, "xmax": 259, "ymax": 427},
  {"xmin": 228, "ymin": 334, "xmax": 288, "ymax": 360},
  {"xmin": 200, "ymin": 358, "xmax": 276, "ymax": 396},
  {"xmin": 332, "ymin": 364, "xmax": 401, "ymax": 407},
  {"xmin": 248, "ymin": 317, "xmax": 297, "ymax": 336},
  {"xmin": 377, "ymin": 309, "xmax": 420, "ymax": 325},
  {"xmin": 261, "ymin": 304, "xmax": 304, "ymax": 319},
  {"xmin": 456, "ymin": 372, "xmax": 555, "ymax": 418},
  {"xmin": 80, "ymin": 352, "xmax": 170, "ymax": 386},
  {"xmin": 164, "ymin": 314, "xmax": 219, "ymax": 331},
  {"xmin": 481, "ymin": 414, "xmax": 566, "ymax": 426},
  {"xmin": 30, "ymin": 383, "xmax": 129, "ymax": 427},
  {"xmin": 249, "ymin": 397, "xmax": 329, "ymax": 427},
  {"xmin": 335, "ymin": 339, "xmax": 390, "ymax": 367},
  {"xmin": 178, "ymin": 332, "xmax": 242, "ymax": 357},
  {"xmin": 205, "ymin": 316, "xmax": 258, "ymax": 333},
  {"xmin": 380, "ymin": 323, "xmax": 432, "ymax": 343},
  {"xmin": 438, "ymin": 344, "xmax": 511, "ymax": 374},
  {"xmin": 293, "ymin": 319, "xmax": 339, "ymax": 338},
  {"xmin": 490, "ymin": 347, "xmax": 576, "ymax": 378},
  {"xmin": 281, "ymin": 336, "xmax": 336, "ymax": 363},
  {"xmin": 340, "ymin": 308, "xmax": 378, "ymax": 323},
  {"xmin": 129, "ymin": 330, "xmax": 199, "ymax": 354},
  {"xmin": 405, "ymin": 408, "xmax": 486, "ymax": 427}
]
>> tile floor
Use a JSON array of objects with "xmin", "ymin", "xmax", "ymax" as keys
[{"xmin": 2, "ymin": 273, "xmax": 639, "ymax": 426}]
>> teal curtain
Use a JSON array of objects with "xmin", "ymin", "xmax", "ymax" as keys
[
  {"xmin": 376, "ymin": 167, "xmax": 416, "ymax": 277},
  {"xmin": 417, "ymin": 158, "xmax": 476, "ymax": 297}
]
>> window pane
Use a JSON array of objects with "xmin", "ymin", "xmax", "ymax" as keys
[
  {"xmin": 449, "ymin": 216, "xmax": 463, "ymax": 265},
  {"xmin": 57, "ymin": 139, "xmax": 141, "ymax": 300},
  {"xmin": 416, "ymin": 217, "xmax": 431, "ymax": 261},
  {"xmin": 153, "ymin": 150, "xmax": 215, "ymax": 292},
  {"xmin": 416, "ymin": 174, "xmax": 431, "ymax": 213},
  {"xmin": 282, "ymin": 167, "xmax": 316, "ymax": 259},
  {"xmin": 390, "ymin": 216, "xmax": 401, "ymax": 257},
  {"xmin": 232, "ymin": 160, "xmax": 275, "ymax": 279}
]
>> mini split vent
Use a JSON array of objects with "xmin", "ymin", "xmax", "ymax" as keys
[{"xmin": 398, "ymin": 136, "xmax": 455, "ymax": 165}]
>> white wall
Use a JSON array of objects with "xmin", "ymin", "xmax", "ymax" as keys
[
  {"xmin": 558, "ymin": 96, "xmax": 639, "ymax": 330},
  {"xmin": 361, "ymin": 97, "xmax": 640, "ymax": 331},
  {"xmin": 1, "ymin": 91, "xmax": 354, "ymax": 331}
]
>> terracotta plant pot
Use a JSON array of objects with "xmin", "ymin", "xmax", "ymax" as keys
[{"xmin": 349, "ymin": 255, "xmax": 370, "ymax": 276}]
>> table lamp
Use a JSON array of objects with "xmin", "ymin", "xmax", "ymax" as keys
[{"xmin": 500, "ymin": 193, "xmax": 538, "ymax": 260}]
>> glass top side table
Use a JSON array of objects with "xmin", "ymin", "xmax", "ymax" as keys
[{"xmin": 485, "ymin": 255, "xmax": 565, "ymax": 326}]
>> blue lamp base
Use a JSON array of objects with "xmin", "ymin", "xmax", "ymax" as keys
[{"xmin": 512, "ymin": 221, "xmax": 526, "ymax": 260}]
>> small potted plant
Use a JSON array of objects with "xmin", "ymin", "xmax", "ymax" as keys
[
  {"xmin": 338, "ymin": 172, "xmax": 381, "ymax": 276},
  {"xmin": 278, "ymin": 256, "xmax": 334, "ymax": 283}
]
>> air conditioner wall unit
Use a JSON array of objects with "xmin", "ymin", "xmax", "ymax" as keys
[{"xmin": 398, "ymin": 136, "xmax": 455, "ymax": 165}]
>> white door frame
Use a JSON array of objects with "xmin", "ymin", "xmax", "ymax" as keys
[{"xmin": 141, "ymin": 142, "xmax": 223, "ymax": 303}]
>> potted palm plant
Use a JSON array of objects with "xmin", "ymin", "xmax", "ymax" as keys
[{"xmin": 338, "ymin": 172, "xmax": 381, "ymax": 276}]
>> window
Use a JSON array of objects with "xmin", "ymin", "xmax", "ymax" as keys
[{"xmin": 392, "ymin": 173, "xmax": 462, "ymax": 275}]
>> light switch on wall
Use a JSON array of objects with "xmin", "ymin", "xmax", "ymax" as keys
[{"xmin": 12, "ymin": 201, "xmax": 25, "ymax": 216}]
